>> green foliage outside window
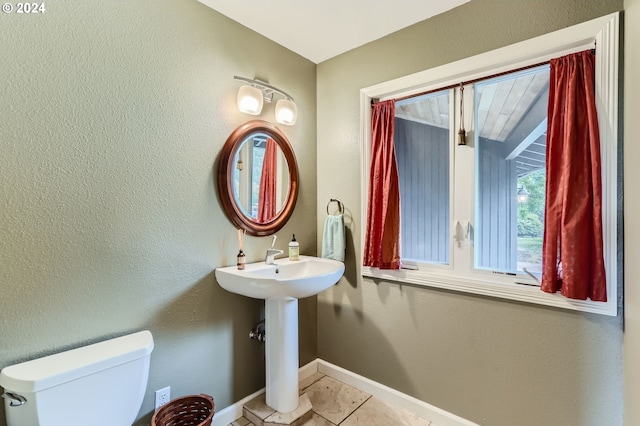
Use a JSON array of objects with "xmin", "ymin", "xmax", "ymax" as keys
[{"xmin": 517, "ymin": 169, "xmax": 545, "ymax": 237}]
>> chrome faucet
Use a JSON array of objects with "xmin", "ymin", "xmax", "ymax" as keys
[{"xmin": 265, "ymin": 235, "xmax": 284, "ymax": 265}]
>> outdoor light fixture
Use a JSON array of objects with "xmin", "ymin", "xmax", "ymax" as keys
[
  {"xmin": 234, "ymin": 76, "xmax": 298, "ymax": 125},
  {"xmin": 517, "ymin": 186, "xmax": 530, "ymax": 203}
]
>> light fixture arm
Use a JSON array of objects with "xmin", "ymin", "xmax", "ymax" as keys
[{"xmin": 234, "ymin": 76, "xmax": 294, "ymax": 102}]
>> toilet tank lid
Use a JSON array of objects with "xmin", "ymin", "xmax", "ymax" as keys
[{"xmin": 0, "ymin": 330, "xmax": 154, "ymax": 393}]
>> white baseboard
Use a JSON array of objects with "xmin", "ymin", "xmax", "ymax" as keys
[
  {"xmin": 316, "ymin": 359, "xmax": 478, "ymax": 426},
  {"xmin": 212, "ymin": 386, "xmax": 265, "ymax": 426},
  {"xmin": 298, "ymin": 358, "xmax": 320, "ymax": 381},
  {"xmin": 212, "ymin": 360, "xmax": 320, "ymax": 426},
  {"xmin": 213, "ymin": 358, "xmax": 476, "ymax": 426}
]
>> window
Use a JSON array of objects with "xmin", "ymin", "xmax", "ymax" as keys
[
  {"xmin": 474, "ymin": 66, "xmax": 549, "ymax": 277},
  {"xmin": 360, "ymin": 13, "xmax": 619, "ymax": 315},
  {"xmin": 395, "ymin": 91, "xmax": 451, "ymax": 265}
]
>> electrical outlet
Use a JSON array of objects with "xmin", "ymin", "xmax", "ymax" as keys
[{"xmin": 155, "ymin": 386, "xmax": 170, "ymax": 410}]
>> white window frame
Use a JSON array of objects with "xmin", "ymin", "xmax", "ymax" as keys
[{"xmin": 359, "ymin": 13, "xmax": 619, "ymax": 316}]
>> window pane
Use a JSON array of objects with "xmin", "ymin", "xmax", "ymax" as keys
[
  {"xmin": 394, "ymin": 91, "xmax": 450, "ymax": 264},
  {"xmin": 474, "ymin": 66, "xmax": 549, "ymax": 275}
]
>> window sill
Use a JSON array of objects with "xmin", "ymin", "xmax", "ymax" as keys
[{"xmin": 361, "ymin": 266, "xmax": 616, "ymax": 316}]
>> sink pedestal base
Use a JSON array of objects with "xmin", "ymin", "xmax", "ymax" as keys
[
  {"xmin": 244, "ymin": 392, "xmax": 313, "ymax": 426},
  {"xmin": 265, "ymin": 297, "xmax": 299, "ymax": 413}
]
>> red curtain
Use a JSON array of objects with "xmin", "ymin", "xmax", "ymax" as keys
[
  {"xmin": 541, "ymin": 50, "xmax": 606, "ymax": 301},
  {"xmin": 363, "ymin": 100, "xmax": 401, "ymax": 269},
  {"xmin": 257, "ymin": 138, "xmax": 277, "ymax": 223}
]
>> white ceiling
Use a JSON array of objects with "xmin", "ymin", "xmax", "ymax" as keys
[{"xmin": 197, "ymin": 0, "xmax": 470, "ymax": 64}]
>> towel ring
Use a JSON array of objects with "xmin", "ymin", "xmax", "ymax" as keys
[{"xmin": 326, "ymin": 198, "xmax": 344, "ymax": 215}]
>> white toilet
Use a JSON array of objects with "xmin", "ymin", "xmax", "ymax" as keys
[{"xmin": 0, "ymin": 330, "xmax": 154, "ymax": 426}]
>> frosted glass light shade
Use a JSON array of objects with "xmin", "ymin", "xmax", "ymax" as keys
[
  {"xmin": 237, "ymin": 85, "xmax": 263, "ymax": 115},
  {"xmin": 275, "ymin": 99, "xmax": 297, "ymax": 126}
]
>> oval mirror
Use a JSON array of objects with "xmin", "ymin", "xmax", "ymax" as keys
[{"xmin": 218, "ymin": 120, "xmax": 299, "ymax": 236}]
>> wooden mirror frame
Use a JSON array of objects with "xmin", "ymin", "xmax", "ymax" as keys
[{"xmin": 217, "ymin": 120, "xmax": 299, "ymax": 236}]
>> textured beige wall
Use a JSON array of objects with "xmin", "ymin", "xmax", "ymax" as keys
[
  {"xmin": 316, "ymin": 1, "xmax": 624, "ymax": 425},
  {"xmin": 624, "ymin": 0, "xmax": 640, "ymax": 424},
  {"xmin": 0, "ymin": 1, "xmax": 316, "ymax": 425}
]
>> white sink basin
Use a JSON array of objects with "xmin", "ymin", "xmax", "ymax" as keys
[{"xmin": 215, "ymin": 255, "xmax": 345, "ymax": 299}]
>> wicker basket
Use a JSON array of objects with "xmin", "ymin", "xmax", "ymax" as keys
[{"xmin": 151, "ymin": 394, "xmax": 215, "ymax": 426}]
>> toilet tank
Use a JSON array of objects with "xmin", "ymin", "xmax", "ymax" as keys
[{"xmin": 0, "ymin": 330, "xmax": 154, "ymax": 426}]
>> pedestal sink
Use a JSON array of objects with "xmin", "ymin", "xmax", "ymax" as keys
[{"xmin": 215, "ymin": 255, "xmax": 345, "ymax": 413}]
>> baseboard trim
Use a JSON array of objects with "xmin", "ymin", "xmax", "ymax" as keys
[
  {"xmin": 298, "ymin": 358, "xmax": 320, "ymax": 381},
  {"xmin": 212, "ymin": 386, "xmax": 266, "ymax": 426},
  {"xmin": 213, "ymin": 358, "xmax": 477, "ymax": 426},
  {"xmin": 316, "ymin": 359, "xmax": 478, "ymax": 426}
]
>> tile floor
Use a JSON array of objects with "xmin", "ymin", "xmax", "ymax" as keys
[{"xmin": 229, "ymin": 372, "xmax": 435, "ymax": 426}]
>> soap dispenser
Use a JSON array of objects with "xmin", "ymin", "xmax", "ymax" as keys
[
  {"xmin": 237, "ymin": 229, "xmax": 246, "ymax": 270},
  {"xmin": 289, "ymin": 234, "xmax": 299, "ymax": 261}
]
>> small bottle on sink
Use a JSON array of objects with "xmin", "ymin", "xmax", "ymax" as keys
[
  {"xmin": 237, "ymin": 250, "xmax": 246, "ymax": 270},
  {"xmin": 288, "ymin": 234, "xmax": 299, "ymax": 261}
]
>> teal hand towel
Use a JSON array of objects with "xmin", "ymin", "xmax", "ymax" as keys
[{"xmin": 322, "ymin": 214, "xmax": 345, "ymax": 261}]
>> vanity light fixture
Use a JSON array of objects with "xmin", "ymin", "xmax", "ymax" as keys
[
  {"xmin": 237, "ymin": 84, "xmax": 263, "ymax": 115},
  {"xmin": 234, "ymin": 76, "xmax": 298, "ymax": 126},
  {"xmin": 275, "ymin": 98, "xmax": 297, "ymax": 126}
]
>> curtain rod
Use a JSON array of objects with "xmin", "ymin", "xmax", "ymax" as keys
[
  {"xmin": 371, "ymin": 48, "xmax": 595, "ymax": 106},
  {"xmin": 374, "ymin": 60, "xmax": 550, "ymax": 106}
]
